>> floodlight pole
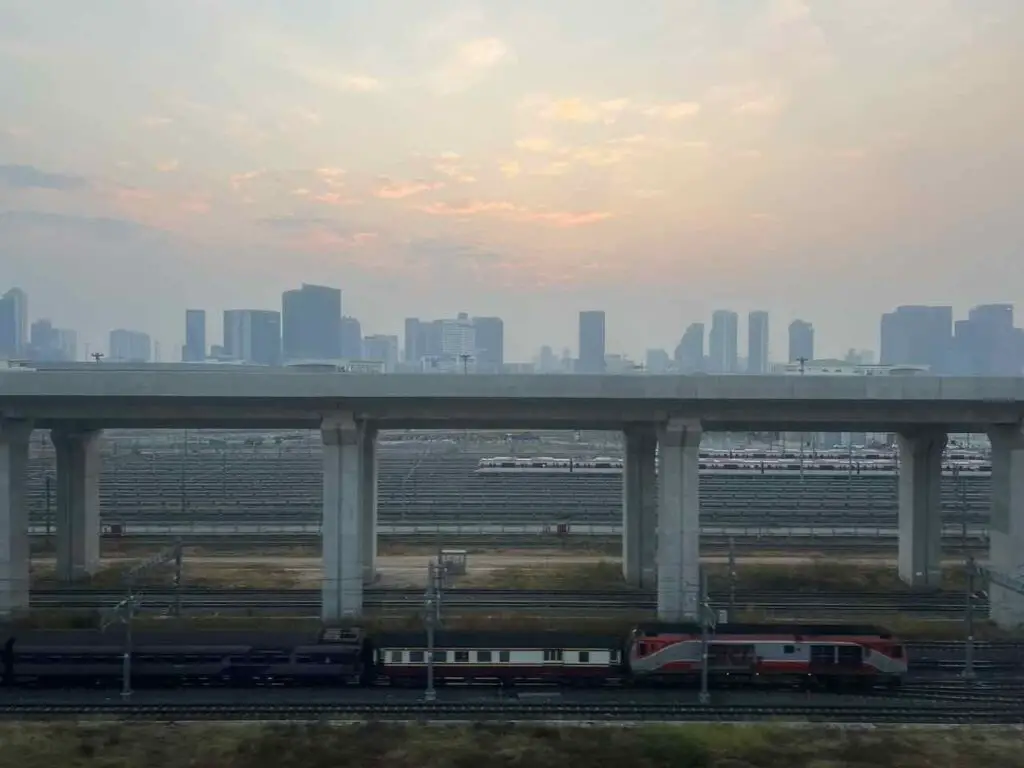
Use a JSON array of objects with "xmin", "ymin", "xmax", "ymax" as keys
[
  {"xmin": 699, "ymin": 569, "xmax": 711, "ymax": 705},
  {"xmin": 424, "ymin": 560, "xmax": 437, "ymax": 702}
]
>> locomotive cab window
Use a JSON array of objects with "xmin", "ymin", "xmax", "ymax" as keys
[{"xmin": 783, "ymin": 645, "xmax": 795, "ymax": 654}]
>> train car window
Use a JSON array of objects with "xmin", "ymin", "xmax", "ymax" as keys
[
  {"xmin": 499, "ymin": 651, "xmax": 510, "ymax": 663},
  {"xmin": 579, "ymin": 651, "xmax": 590, "ymax": 663},
  {"xmin": 477, "ymin": 651, "xmax": 492, "ymax": 663},
  {"xmin": 410, "ymin": 651, "xmax": 424, "ymax": 663},
  {"xmin": 432, "ymin": 651, "xmax": 447, "ymax": 663},
  {"xmin": 390, "ymin": 651, "xmax": 403, "ymax": 663},
  {"xmin": 454, "ymin": 651, "xmax": 470, "ymax": 663},
  {"xmin": 784, "ymin": 645, "xmax": 795, "ymax": 654}
]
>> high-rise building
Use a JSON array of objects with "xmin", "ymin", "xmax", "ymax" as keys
[
  {"xmin": 55, "ymin": 328, "xmax": 77, "ymax": 361},
  {"xmin": 577, "ymin": 311, "xmax": 606, "ymax": 373},
  {"xmin": 0, "ymin": 287, "xmax": 28, "ymax": 358},
  {"xmin": 645, "ymin": 348, "xmax": 670, "ymax": 373},
  {"xmin": 403, "ymin": 318, "xmax": 421, "ymax": 363},
  {"xmin": 223, "ymin": 309, "xmax": 280, "ymax": 365},
  {"xmin": 109, "ymin": 329, "xmax": 152, "ymax": 362},
  {"xmin": 472, "ymin": 316, "xmax": 504, "ymax": 373},
  {"xmin": 440, "ymin": 313, "xmax": 475, "ymax": 358},
  {"xmin": 340, "ymin": 316, "xmax": 363, "ymax": 359},
  {"xmin": 674, "ymin": 323, "xmax": 705, "ymax": 373},
  {"xmin": 281, "ymin": 283, "xmax": 342, "ymax": 361},
  {"xmin": 362, "ymin": 334, "xmax": 399, "ymax": 371},
  {"xmin": 747, "ymin": 311, "xmax": 769, "ymax": 374},
  {"xmin": 183, "ymin": 309, "xmax": 206, "ymax": 362},
  {"xmin": 951, "ymin": 304, "xmax": 1019, "ymax": 375},
  {"xmin": 708, "ymin": 310, "xmax": 738, "ymax": 373},
  {"xmin": 879, "ymin": 305, "xmax": 952, "ymax": 372},
  {"xmin": 788, "ymin": 320, "xmax": 814, "ymax": 363}
]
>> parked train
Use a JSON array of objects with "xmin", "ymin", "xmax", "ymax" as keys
[
  {"xmin": 0, "ymin": 622, "xmax": 906, "ymax": 692},
  {"xmin": 475, "ymin": 455, "xmax": 993, "ymax": 477}
]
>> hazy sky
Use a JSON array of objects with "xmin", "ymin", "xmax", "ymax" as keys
[{"xmin": 2, "ymin": 0, "xmax": 1023, "ymax": 362}]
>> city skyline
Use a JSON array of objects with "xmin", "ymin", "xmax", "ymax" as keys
[{"xmin": 2, "ymin": 1, "xmax": 1023, "ymax": 360}]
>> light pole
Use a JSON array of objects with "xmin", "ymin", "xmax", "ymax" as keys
[{"xmin": 698, "ymin": 568, "xmax": 712, "ymax": 705}]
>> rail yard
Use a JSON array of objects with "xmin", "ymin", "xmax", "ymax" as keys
[{"xmin": 6, "ymin": 428, "xmax": 1022, "ymax": 726}]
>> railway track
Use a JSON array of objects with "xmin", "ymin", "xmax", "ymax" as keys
[
  {"xmin": 30, "ymin": 587, "xmax": 986, "ymax": 617},
  {"xmin": 0, "ymin": 699, "xmax": 1021, "ymax": 723}
]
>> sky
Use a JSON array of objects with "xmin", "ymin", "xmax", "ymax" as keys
[{"xmin": 2, "ymin": 0, "xmax": 1023, "ymax": 363}]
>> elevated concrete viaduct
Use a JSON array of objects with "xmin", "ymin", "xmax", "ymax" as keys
[{"xmin": 3, "ymin": 369, "xmax": 1024, "ymax": 625}]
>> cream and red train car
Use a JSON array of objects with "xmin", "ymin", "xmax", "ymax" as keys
[
  {"xmin": 372, "ymin": 631, "xmax": 624, "ymax": 687},
  {"xmin": 626, "ymin": 623, "xmax": 907, "ymax": 690}
]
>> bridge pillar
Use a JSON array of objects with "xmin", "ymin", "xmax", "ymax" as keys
[
  {"xmin": 987, "ymin": 425, "xmax": 1024, "ymax": 627},
  {"xmin": 50, "ymin": 427, "xmax": 103, "ymax": 582},
  {"xmin": 361, "ymin": 423, "xmax": 378, "ymax": 584},
  {"xmin": 657, "ymin": 418, "xmax": 702, "ymax": 620},
  {"xmin": 896, "ymin": 429, "xmax": 947, "ymax": 588},
  {"xmin": 321, "ymin": 413, "xmax": 363, "ymax": 620},
  {"xmin": 0, "ymin": 420, "xmax": 31, "ymax": 615},
  {"xmin": 622, "ymin": 425, "xmax": 657, "ymax": 588}
]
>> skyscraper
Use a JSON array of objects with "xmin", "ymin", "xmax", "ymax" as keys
[
  {"xmin": 362, "ymin": 334, "xmax": 399, "ymax": 371},
  {"xmin": 879, "ymin": 305, "xmax": 952, "ymax": 372},
  {"xmin": 472, "ymin": 316, "xmax": 504, "ymax": 373},
  {"xmin": 183, "ymin": 309, "xmax": 206, "ymax": 362},
  {"xmin": 0, "ymin": 287, "xmax": 28, "ymax": 358},
  {"xmin": 403, "ymin": 318, "xmax": 421, "ymax": 363},
  {"xmin": 708, "ymin": 310, "xmax": 738, "ymax": 373},
  {"xmin": 675, "ymin": 323, "xmax": 705, "ymax": 373},
  {"xmin": 281, "ymin": 283, "xmax": 342, "ymax": 361},
  {"xmin": 109, "ymin": 329, "xmax": 152, "ymax": 362},
  {"xmin": 788, "ymin": 320, "xmax": 814, "ymax": 362},
  {"xmin": 747, "ymin": 311, "xmax": 769, "ymax": 374},
  {"xmin": 223, "ymin": 310, "xmax": 281, "ymax": 365},
  {"xmin": 340, "ymin": 316, "xmax": 363, "ymax": 359},
  {"xmin": 577, "ymin": 311, "xmax": 606, "ymax": 373}
]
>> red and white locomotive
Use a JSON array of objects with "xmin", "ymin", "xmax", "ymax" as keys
[{"xmin": 371, "ymin": 622, "xmax": 906, "ymax": 691}]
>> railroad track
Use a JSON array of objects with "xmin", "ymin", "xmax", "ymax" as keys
[
  {"xmin": 30, "ymin": 587, "xmax": 986, "ymax": 617},
  {"xmin": 0, "ymin": 700, "xmax": 1021, "ymax": 723}
]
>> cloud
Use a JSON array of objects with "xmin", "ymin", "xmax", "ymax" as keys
[
  {"xmin": 0, "ymin": 210, "xmax": 165, "ymax": 241},
  {"xmin": 498, "ymin": 160, "xmax": 521, "ymax": 178},
  {"xmin": 139, "ymin": 116, "xmax": 173, "ymax": 128},
  {"xmin": 641, "ymin": 102, "xmax": 701, "ymax": 120},
  {"xmin": 429, "ymin": 37, "xmax": 511, "ymax": 94},
  {"xmin": 734, "ymin": 94, "xmax": 785, "ymax": 116},
  {"xmin": 373, "ymin": 178, "xmax": 444, "ymax": 199},
  {"xmin": 537, "ymin": 97, "xmax": 629, "ymax": 124},
  {"xmin": 515, "ymin": 137, "xmax": 555, "ymax": 153},
  {"xmin": 257, "ymin": 216, "xmax": 377, "ymax": 252},
  {"xmin": 154, "ymin": 159, "xmax": 180, "ymax": 172},
  {"xmin": 430, "ymin": 152, "xmax": 477, "ymax": 183},
  {"xmin": 414, "ymin": 200, "xmax": 612, "ymax": 227},
  {"xmin": 0, "ymin": 164, "xmax": 87, "ymax": 191}
]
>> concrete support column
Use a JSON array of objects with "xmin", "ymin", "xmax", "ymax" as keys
[
  {"xmin": 361, "ymin": 423, "xmax": 378, "ymax": 584},
  {"xmin": 656, "ymin": 418, "xmax": 703, "ymax": 621},
  {"xmin": 321, "ymin": 413, "xmax": 363, "ymax": 621},
  {"xmin": 622, "ymin": 425, "xmax": 657, "ymax": 588},
  {"xmin": 50, "ymin": 428, "xmax": 103, "ymax": 582},
  {"xmin": 0, "ymin": 420, "xmax": 32, "ymax": 615},
  {"xmin": 896, "ymin": 429, "xmax": 947, "ymax": 588},
  {"xmin": 987, "ymin": 425, "xmax": 1024, "ymax": 627}
]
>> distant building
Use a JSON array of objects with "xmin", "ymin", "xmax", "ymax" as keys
[
  {"xmin": 879, "ymin": 305, "xmax": 952, "ymax": 373},
  {"xmin": 223, "ymin": 309, "xmax": 280, "ymax": 365},
  {"xmin": 0, "ymin": 287, "xmax": 28, "ymax": 358},
  {"xmin": 708, "ymin": 310, "xmax": 738, "ymax": 373},
  {"xmin": 788, "ymin": 320, "xmax": 814, "ymax": 363},
  {"xmin": 645, "ymin": 348, "xmax": 670, "ymax": 373},
  {"xmin": 183, "ymin": 309, "xmax": 206, "ymax": 362},
  {"xmin": 340, "ymin": 316, "xmax": 363, "ymax": 359},
  {"xmin": 362, "ymin": 334, "xmax": 399, "ymax": 371},
  {"xmin": 747, "ymin": 311, "xmax": 769, "ymax": 374},
  {"xmin": 675, "ymin": 323, "xmax": 705, "ymax": 373},
  {"xmin": 472, "ymin": 316, "xmax": 504, "ymax": 373},
  {"xmin": 109, "ymin": 329, "xmax": 152, "ymax": 362},
  {"xmin": 282, "ymin": 283, "xmax": 342, "ymax": 361},
  {"xmin": 578, "ymin": 311, "xmax": 606, "ymax": 373}
]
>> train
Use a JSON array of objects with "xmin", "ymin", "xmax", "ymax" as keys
[
  {"xmin": 0, "ymin": 622, "xmax": 907, "ymax": 692},
  {"xmin": 475, "ymin": 455, "xmax": 993, "ymax": 477}
]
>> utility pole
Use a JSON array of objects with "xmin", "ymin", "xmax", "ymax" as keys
[
  {"xmin": 727, "ymin": 537, "xmax": 737, "ymax": 617},
  {"xmin": 91, "ymin": 352, "xmax": 104, "ymax": 363},
  {"xmin": 459, "ymin": 353, "xmax": 472, "ymax": 375},
  {"xmin": 797, "ymin": 356, "xmax": 807, "ymax": 375},
  {"xmin": 698, "ymin": 568, "xmax": 711, "ymax": 705},
  {"xmin": 958, "ymin": 468, "xmax": 975, "ymax": 680},
  {"xmin": 423, "ymin": 560, "xmax": 442, "ymax": 702},
  {"xmin": 102, "ymin": 594, "xmax": 141, "ymax": 697}
]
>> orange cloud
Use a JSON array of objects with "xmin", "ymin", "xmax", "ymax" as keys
[
  {"xmin": 311, "ymin": 191, "xmax": 360, "ymax": 206},
  {"xmin": 414, "ymin": 200, "xmax": 612, "ymax": 227},
  {"xmin": 154, "ymin": 159, "xmax": 180, "ymax": 172},
  {"xmin": 641, "ymin": 102, "xmax": 701, "ymax": 120},
  {"xmin": 430, "ymin": 152, "xmax": 477, "ymax": 182},
  {"xmin": 374, "ymin": 178, "xmax": 445, "ymax": 199},
  {"xmin": 538, "ymin": 97, "xmax": 630, "ymax": 123}
]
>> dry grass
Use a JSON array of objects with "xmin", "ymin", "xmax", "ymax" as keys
[
  {"xmin": 0, "ymin": 723, "xmax": 1020, "ymax": 768},
  {"xmin": 482, "ymin": 560, "xmax": 631, "ymax": 590},
  {"xmin": 708, "ymin": 559, "xmax": 973, "ymax": 593}
]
